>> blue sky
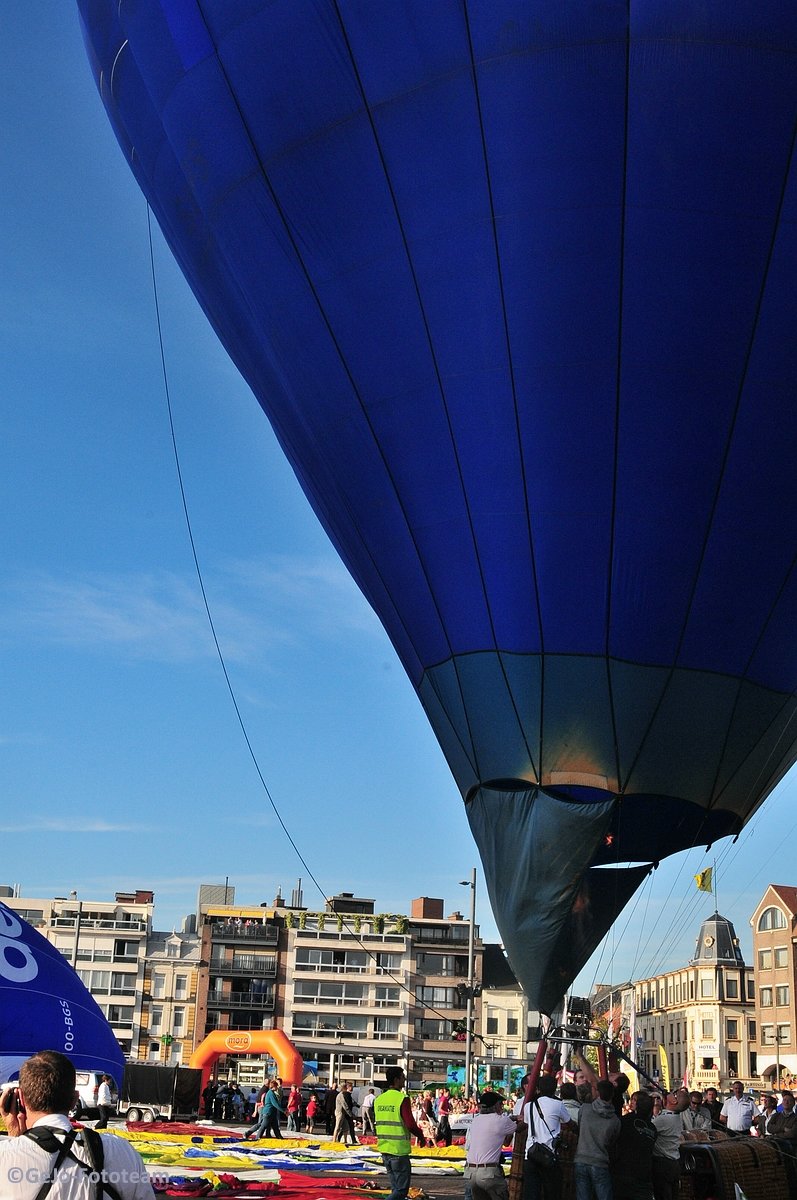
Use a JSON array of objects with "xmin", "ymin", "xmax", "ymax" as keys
[{"xmin": 2, "ymin": 8, "xmax": 795, "ymax": 1001}]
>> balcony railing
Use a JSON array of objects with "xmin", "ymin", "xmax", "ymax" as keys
[
  {"xmin": 207, "ymin": 992, "xmax": 276, "ymax": 1010},
  {"xmin": 292, "ymin": 1026, "xmax": 369, "ymax": 1040},
  {"xmin": 293, "ymin": 994, "xmax": 365, "ymax": 1006},
  {"xmin": 295, "ymin": 930, "xmax": 405, "ymax": 944},
  {"xmin": 52, "ymin": 917, "xmax": 147, "ymax": 933},
  {"xmin": 294, "ymin": 962, "xmax": 403, "ymax": 975},
  {"xmin": 209, "ymin": 955, "xmax": 277, "ymax": 977},
  {"xmin": 210, "ymin": 923, "xmax": 279, "ymax": 944}
]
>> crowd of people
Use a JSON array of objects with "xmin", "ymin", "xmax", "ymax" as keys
[
  {"xmin": 460, "ymin": 1052, "xmax": 797, "ymax": 1200},
  {"xmin": 2, "ymin": 1048, "xmax": 796, "ymax": 1200}
]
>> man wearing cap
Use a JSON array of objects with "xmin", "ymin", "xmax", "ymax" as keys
[{"xmin": 464, "ymin": 1091, "xmax": 518, "ymax": 1200}]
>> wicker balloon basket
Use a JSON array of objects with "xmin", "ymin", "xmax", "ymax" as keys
[{"xmin": 680, "ymin": 1135, "xmax": 797, "ymax": 1200}]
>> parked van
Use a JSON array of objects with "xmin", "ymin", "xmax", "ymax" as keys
[{"xmin": 73, "ymin": 1071, "xmax": 118, "ymax": 1118}]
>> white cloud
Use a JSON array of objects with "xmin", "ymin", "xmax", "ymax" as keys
[
  {"xmin": 0, "ymin": 818, "xmax": 146, "ymax": 833},
  {"xmin": 0, "ymin": 555, "xmax": 381, "ymax": 665}
]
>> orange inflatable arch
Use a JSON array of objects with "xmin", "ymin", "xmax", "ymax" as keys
[{"xmin": 189, "ymin": 1029, "xmax": 304, "ymax": 1099}]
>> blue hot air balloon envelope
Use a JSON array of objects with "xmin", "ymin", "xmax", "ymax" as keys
[
  {"xmin": 77, "ymin": 1, "xmax": 797, "ymax": 1013},
  {"xmin": 0, "ymin": 903, "xmax": 125, "ymax": 1084}
]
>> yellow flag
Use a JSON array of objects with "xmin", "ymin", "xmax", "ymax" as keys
[
  {"xmin": 658, "ymin": 1044, "xmax": 670, "ymax": 1092},
  {"xmin": 694, "ymin": 867, "xmax": 713, "ymax": 893}
]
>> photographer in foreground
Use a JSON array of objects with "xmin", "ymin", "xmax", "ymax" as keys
[{"xmin": 0, "ymin": 1050, "xmax": 154, "ymax": 1199}]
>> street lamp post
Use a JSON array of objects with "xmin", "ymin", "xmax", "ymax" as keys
[
  {"xmin": 459, "ymin": 869, "xmax": 477, "ymax": 1098},
  {"xmin": 69, "ymin": 890, "xmax": 83, "ymax": 968}
]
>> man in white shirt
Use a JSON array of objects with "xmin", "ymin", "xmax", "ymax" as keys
[
  {"xmin": 522, "ymin": 1075, "xmax": 573, "ymax": 1200},
  {"xmin": 0, "ymin": 1050, "xmax": 155, "ymax": 1200},
  {"xmin": 652, "ymin": 1090, "xmax": 689, "ymax": 1200},
  {"xmin": 95, "ymin": 1075, "xmax": 115, "ymax": 1130},
  {"xmin": 719, "ymin": 1081, "xmax": 757, "ymax": 1134},
  {"xmin": 464, "ymin": 1091, "xmax": 517, "ymax": 1200}
]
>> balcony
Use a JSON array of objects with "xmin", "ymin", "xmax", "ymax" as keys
[
  {"xmin": 292, "ymin": 994, "xmax": 366, "ymax": 1007},
  {"xmin": 210, "ymin": 923, "xmax": 279, "ymax": 945},
  {"xmin": 52, "ymin": 917, "xmax": 148, "ymax": 933},
  {"xmin": 209, "ymin": 955, "xmax": 277, "ymax": 977},
  {"xmin": 295, "ymin": 930, "xmax": 405, "ymax": 944},
  {"xmin": 294, "ymin": 962, "xmax": 404, "ymax": 975},
  {"xmin": 292, "ymin": 1026, "xmax": 369, "ymax": 1041},
  {"xmin": 207, "ymin": 991, "xmax": 276, "ymax": 1011}
]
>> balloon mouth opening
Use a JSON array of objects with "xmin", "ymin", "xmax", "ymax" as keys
[
  {"xmin": 464, "ymin": 778, "xmax": 539, "ymax": 804},
  {"xmin": 464, "ymin": 779, "xmax": 617, "ymax": 806}
]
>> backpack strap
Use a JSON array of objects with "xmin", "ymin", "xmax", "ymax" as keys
[{"xmin": 24, "ymin": 1127, "xmax": 124, "ymax": 1200}]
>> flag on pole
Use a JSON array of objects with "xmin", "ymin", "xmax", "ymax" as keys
[
  {"xmin": 695, "ymin": 868, "xmax": 713, "ymax": 893},
  {"xmin": 658, "ymin": 1044, "xmax": 670, "ymax": 1092}
]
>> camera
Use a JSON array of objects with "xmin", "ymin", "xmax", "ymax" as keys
[{"xmin": 0, "ymin": 1085, "xmax": 23, "ymax": 1116}]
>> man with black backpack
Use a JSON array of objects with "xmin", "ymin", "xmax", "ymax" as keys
[{"xmin": 0, "ymin": 1050, "xmax": 154, "ymax": 1199}]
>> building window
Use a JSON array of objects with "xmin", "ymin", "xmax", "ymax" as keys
[
  {"xmin": 111, "ymin": 972, "xmax": 134, "ymax": 995},
  {"xmin": 759, "ymin": 949, "xmax": 772, "ymax": 970},
  {"xmin": 173, "ymin": 1008, "xmax": 185, "ymax": 1031},
  {"xmin": 700, "ymin": 978, "xmax": 714, "ymax": 998},
  {"xmin": 415, "ymin": 985, "xmax": 457, "ymax": 1006},
  {"xmin": 175, "ymin": 975, "xmax": 188, "ymax": 1000},
  {"xmin": 506, "ymin": 1047, "xmax": 517, "ymax": 1058},
  {"xmin": 747, "ymin": 978, "xmax": 755, "ymax": 1000},
  {"xmin": 106, "ymin": 1005, "xmax": 134, "ymax": 1026},
  {"xmin": 774, "ymin": 947, "xmax": 788, "ymax": 968},
  {"xmin": 725, "ymin": 976, "xmax": 738, "ymax": 999},
  {"xmin": 761, "ymin": 987, "xmax": 773, "ymax": 1007},
  {"xmin": 750, "ymin": 1051, "xmax": 758, "ymax": 1075},
  {"xmin": 758, "ymin": 907, "xmax": 787, "ymax": 931},
  {"xmin": 776, "ymin": 985, "xmax": 790, "ymax": 1006},
  {"xmin": 113, "ymin": 940, "xmax": 138, "ymax": 962},
  {"xmin": 507, "ymin": 1016, "xmax": 518, "ymax": 1035},
  {"xmin": 749, "ymin": 1020, "xmax": 757, "ymax": 1040},
  {"xmin": 167, "ymin": 942, "xmax": 179, "ymax": 958},
  {"xmin": 777, "ymin": 1024, "xmax": 791, "ymax": 1045},
  {"xmin": 152, "ymin": 973, "xmax": 165, "ymax": 999},
  {"xmin": 149, "ymin": 1043, "xmax": 160, "ymax": 1062},
  {"xmin": 150, "ymin": 1007, "xmax": 163, "ymax": 1032},
  {"xmin": 761, "ymin": 1026, "xmax": 775, "ymax": 1046},
  {"xmin": 726, "ymin": 1019, "xmax": 739, "ymax": 1040},
  {"xmin": 702, "ymin": 1019, "xmax": 714, "ymax": 1038},
  {"xmin": 486, "ymin": 1016, "xmax": 499, "ymax": 1036},
  {"xmin": 728, "ymin": 1050, "xmax": 738, "ymax": 1075}
]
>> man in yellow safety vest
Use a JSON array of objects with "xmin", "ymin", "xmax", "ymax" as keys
[{"xmin": 374, "ymin": 1066, "xmax": 429, "ymax": 1200}]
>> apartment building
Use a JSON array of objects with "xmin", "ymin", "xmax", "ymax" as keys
[
  {"xmin": 281, "ymin": 892, "xmax": 412, "ymax": 1087},
  {"xmin": 408, "ymin": 896, "xmax": 483, "ymax": 1088},
  {"xmin": 749, "ymin": 884, "xmax": 797, "ymax": 1089},
  {"xmin": 478, "ymin": 943, "xmax": 542, "ymax": 1090},
  {"xmin": 2, "ymin": 886, "xmax": 153, "ymax": 1060},
  {"xmin": 137, "ymin": 930, "xmax": 201, "ymax": 1065},
  {"xmin": 635, "ymin": 911, "xmax": 754, "ymax": 1090},
  {"xmin": 193, "ymin": 887, "xmax": 283, "ymax": 1085}
]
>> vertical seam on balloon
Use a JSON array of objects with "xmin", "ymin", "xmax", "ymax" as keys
[
  {"xmin": 330, "ymin": 0, "xmax": 521, "ymax": 791},
  {"xmin": 461, "ymin": 0, "xmax": 544, "ymax": 785},
  {"xmin": 620, "ymin": 112, "xmax": 797, "ymax": 803},
  {"xmin": 188, "ymin": 0, "xmax": 483, "ymax": 783},
  {"xmin": 605, "ymin": 4, "xmax": 632, "ymax": 797}
]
